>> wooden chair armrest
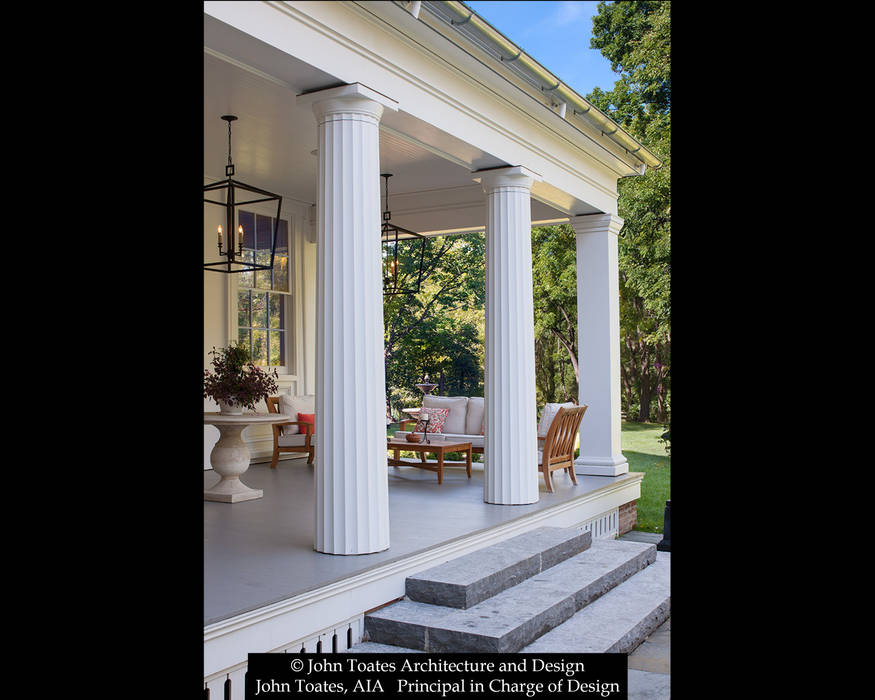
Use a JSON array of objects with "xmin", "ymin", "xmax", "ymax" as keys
[
  {"xmin": 398, "ymin": 419, "xmax": 417, "ymax": 431},
  {"xmin": 272, "ymin": 421, "xmax": 314, "ymax": 437}
]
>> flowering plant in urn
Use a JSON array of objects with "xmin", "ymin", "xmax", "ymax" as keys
[{"xmin": 203, "ymin": 341, "xmax": 279, "ymax": 413}]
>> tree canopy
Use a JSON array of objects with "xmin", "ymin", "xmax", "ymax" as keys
[
  {"xmin": 383, "ymin": 1, "xmax": 671, "ymax": 425},
  {"xmin": 383, "ymin": 233, "xmax": 485, "ymax": 419},
  {"xmin": 590, "ymin": 0, "xmax": 671, "ymax": 422}
]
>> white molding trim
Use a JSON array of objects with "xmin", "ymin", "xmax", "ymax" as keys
[
  {"xmin": 569, "ymin": 212, "xmax": 624, "ymax": 237},
  {"xmin": 339, "ymin": 1, "xmax": 637, "ymax": 181},
  {"xmin": 203, "ymin": 45, "xmax": 297, "ymax": 91},
  {"xmin": 573, "ymin": 459, "xmax": 630, "ymax": 477},
  {"xmin": 208, "ymin": 1, "xmax": 623, "ymax": 202}
]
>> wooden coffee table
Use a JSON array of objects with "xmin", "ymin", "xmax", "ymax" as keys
[{"xmin": 387, "ymin": 437, "xmax": 473, "ymax": 484}]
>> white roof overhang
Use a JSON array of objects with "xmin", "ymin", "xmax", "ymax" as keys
[{"xmin": 204, "ymin": 1, "xmax": 650, "ymax": 232}]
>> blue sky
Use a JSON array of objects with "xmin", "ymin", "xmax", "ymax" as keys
[{"xmin": 463, "ymin": 1, "xmax": 618, "ymax": 98}]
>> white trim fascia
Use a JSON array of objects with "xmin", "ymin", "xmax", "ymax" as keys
[
  {"xmin": 206, "ymin": 1, "xmax": 620, "ymax": 210},
  {"xmin": 204, "ymin": 45, "xmax": 297, "ymax": 91},
  {"xmin": 344, "ymin": 1, "xmax": 630, "ymax": 184},
  {"xmin": 388, "ymin": 196, "xmax": 483, "ymax": 216},
  {"xmin": 378, "ymin": 182, "xmax": 577, "ymax": 222},
  {"xmin": 411, "ymin": 2, "xmax": 650, "ymax": 171},
  {"xmin": 343, "ymin": 0, "xmax": 637, "ymax": 179}
]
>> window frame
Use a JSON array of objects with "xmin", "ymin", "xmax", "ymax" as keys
[{"xmin": 228, "ymin": 206, "xmax": 295, "ymax": 374}]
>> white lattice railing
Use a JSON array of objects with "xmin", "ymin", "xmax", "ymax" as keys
[{"xmin": 203, "ymin": 615, "xmax": 364, "ymax": 699}]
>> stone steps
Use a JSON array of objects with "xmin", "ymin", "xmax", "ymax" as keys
[
  {"xmin": 360, "ymin": 535, "xmax": 657, "ymax": 653},
  {"xmin": 521, "ymin": 551, "xmax": 670, "ymax": 653},
  {"xmin": 405, "ymin": 526, "xmax": 592, "ymax": 609}
]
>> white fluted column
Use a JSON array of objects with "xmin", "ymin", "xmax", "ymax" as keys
[
  {"xmin": 477, "ymin": 166, "xmax": 541, "ymax": 505},
  {"xmin": 571, "ymin": 213, "xmax": 629, "ymax": 477},
  {"xmin": 297, "ymin": 84, "xmax": 398, "ymax": 554}
]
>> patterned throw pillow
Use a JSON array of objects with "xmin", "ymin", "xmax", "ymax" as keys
[{"xmin": 414, "ymin": 407, "xmax": 449, "ymax": 434}]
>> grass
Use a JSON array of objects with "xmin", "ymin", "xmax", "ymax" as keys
[
  {"xmin": 387, "ymin": 420, "xmax": 671, "ymax": 533},
  {"xmin": 621, "ymin": 421, "xmax": 671, "ymax": 533}
]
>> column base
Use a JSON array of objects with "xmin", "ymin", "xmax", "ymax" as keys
[
  {"xmin": 574, "ymin": 455, "xmax": 629, "ymax": 477},
  {"xmin": 313, "ymin": 544, "xmax": 391, "ymax": 556}
]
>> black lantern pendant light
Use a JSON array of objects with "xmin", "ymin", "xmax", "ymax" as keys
[
  {"xmin": 204, "ymin": 115, "xmax": 283, "ymax": 274},
  {"xmin": 381, "ymin": 173, "xmax": 426, "ymax": 295}
]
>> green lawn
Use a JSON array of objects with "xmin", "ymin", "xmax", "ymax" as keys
[{"xmin": 621, "ymin": 421, "xmax": 671, "ymax": 533}]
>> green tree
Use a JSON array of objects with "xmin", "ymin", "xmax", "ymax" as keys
[
  {"xmin": 532, "ymin": 224, "xmax": 579, "ymax": 405},
  {"xmin": 588, "ymin": 0, "xmax": 671, "ymax": 422},
  {"xmin": 383, "ymin": 233, "xmax": 485, "ymax": 419}
]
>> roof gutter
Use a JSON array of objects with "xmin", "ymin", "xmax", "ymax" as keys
[{"xmin": 426, "ymin": 1, "xmax": 661, "ymax": 171}]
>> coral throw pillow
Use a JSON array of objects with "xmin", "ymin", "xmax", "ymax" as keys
[
  {"xmin": 297, "ymin": 412, "xmax": 315, "ymax": 433},
  {"xmin": 414, "ymin": 407, "xmax": 449, "ymax": 434}
]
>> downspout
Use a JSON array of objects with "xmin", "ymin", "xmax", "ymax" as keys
[{"xmin": 435, "ymin": 1, "xmax": 661, "ymax": 170}]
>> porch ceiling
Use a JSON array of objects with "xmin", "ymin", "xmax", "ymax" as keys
[{"xmin": 204, "ymin": 13, "xmax": 595, "ymax": 235}]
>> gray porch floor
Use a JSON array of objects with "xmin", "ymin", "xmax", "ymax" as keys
[{"xmin": 204, "ymin": 458, "xmax": 634, "ymax": 626}]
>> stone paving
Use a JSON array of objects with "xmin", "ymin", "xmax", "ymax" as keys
[{"xmin": 620, "ymin": 531, "xmax": 669, "ymax": 700}]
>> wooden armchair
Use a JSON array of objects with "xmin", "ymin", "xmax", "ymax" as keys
[
  {"xmin": 266, "ymin": 396, "xmax": 315, "ymax": 467},
  {"xmin": 539, "ymin": 405, "xmax": 588, "ymax": 493}
]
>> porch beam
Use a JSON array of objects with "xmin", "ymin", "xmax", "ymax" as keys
[
  {"xmin": 571, "ymin": 214, "xmax": 629, "ymax": 477},
  {"xmin": 297, "ymin": 83, "xmax": 398, "ymax": 554},
  {"xmin": 478, "ymin": 166, "xmax": 541, "ymax": 505}
]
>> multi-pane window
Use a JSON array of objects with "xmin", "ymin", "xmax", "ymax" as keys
[{"xmin": 236, "ymin": 210, "xmax": 290, "ymax": 368}]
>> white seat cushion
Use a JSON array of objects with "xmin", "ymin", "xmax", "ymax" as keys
[
  {"xmin": 278, "ymin": 394, "xmax": 316, "ymax": 435},
  {"xmin": 441, "ymin": 433, "xmax": 483, "ymax": 449},
  {"xmin": 422, "ymin": 395, "xmax": 468, "ymax": 435},
  {"xmin": 465, "ymin": 397, "xmax": 485, "ymax": 436},
  {"xmin": 537, "ymin": 402, "xmax": 575, "ymax": 438}
]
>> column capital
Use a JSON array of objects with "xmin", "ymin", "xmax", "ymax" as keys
[
  {"xmin": 569, "ymin": 213, "xmax": 624, "ymax": 237},
  {"xmin": 296, "ymin": 82, "xmax": 398, "ymax": 123},
  {"xmin": 474, "ymin": 165, "xmax": 541, "ymax": 193}
]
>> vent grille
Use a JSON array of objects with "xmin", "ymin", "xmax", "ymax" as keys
[{"xmin": 579, "ymin": 508, "xmax": 619, "ymax": 540}]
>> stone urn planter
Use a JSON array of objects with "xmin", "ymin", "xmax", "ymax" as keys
[{"xmin": 218, "ymin": 398, "xmax": 243, "ymax": 415}]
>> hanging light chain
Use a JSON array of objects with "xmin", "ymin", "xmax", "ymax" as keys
[{"xmin": 222, "ymin": 115, "xmax": 237, "ymax": 177}]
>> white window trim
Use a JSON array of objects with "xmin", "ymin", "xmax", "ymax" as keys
[{"xmin": 226, "ymin": 205, "xmax": 297, "ymax": 378}]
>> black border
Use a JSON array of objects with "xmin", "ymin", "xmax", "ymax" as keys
[{"xmin": 62, "ymin": 2, "xmax": 790, "ymax": 694}]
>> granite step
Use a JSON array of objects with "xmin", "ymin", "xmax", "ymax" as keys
[
  {"xmin": 344, "ymin": 642, "xmax": 423, "ymax": 653},
  {"xmin": 405, "ymin": 526, "xmax": 592, "ymax": 609},
  {"xmin": 521, "ymin": 551, "xmax": 670, "ymax": 654},
  {"xmin": 363, "ymin": 538, "xmax": 656, "ymax": 653}
]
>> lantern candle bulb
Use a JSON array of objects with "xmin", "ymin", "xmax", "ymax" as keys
[
  {"xmin": 237, "ymin": 224, "xmax": 244, "ymax": 254},
  {"xmin": 217, "ymin": 225, "xmax": 224, "ymax": 253}
]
